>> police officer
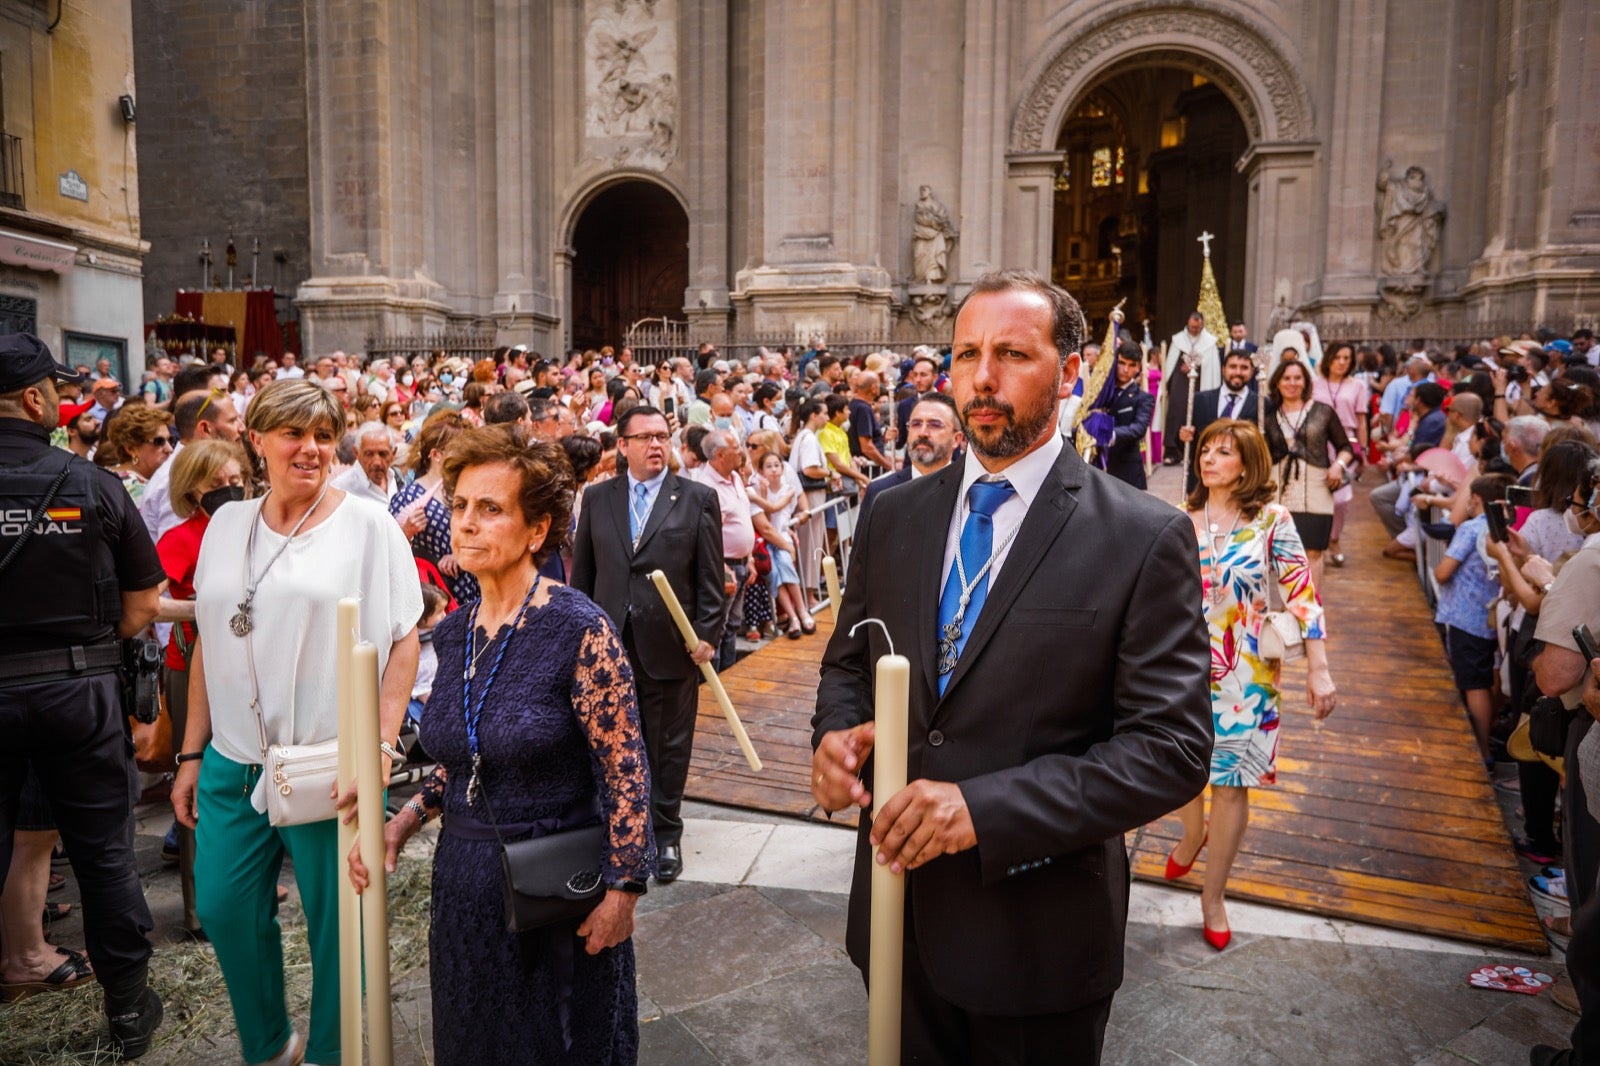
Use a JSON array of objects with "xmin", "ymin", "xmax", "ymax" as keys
[
  {"xmin": 1102, "ymin": 339, "xmax": 1157, "ymax": 489},
  {"xmin": 0, "ymin": 333, "xmax": 165, "ymax": 1058}
]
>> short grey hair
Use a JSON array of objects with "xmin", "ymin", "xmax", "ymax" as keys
[
  {"xmin": 246, "ymin": 378, "xmax": 347, "ymax": 439},
  {"xmin": 352, "ymin": 421, "xmax": 393, "ymax": 450},
  {"xmin": 1505, "ymin": 415, "xmax": 1551, "ymax": 457},
  {"xmin": 703, "ymin": 429, "xmax": 739, "ymax": 460},
  {"xmin": 1405, "ymin": 355, "xmax": 1432, "ymax": 373}
]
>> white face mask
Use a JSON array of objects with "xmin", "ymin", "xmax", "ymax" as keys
[
  {"xmin": 1566, "ymin": 507, "xmax": 1589, "ymax": 537},
  {"xmin": 401, "ymin": 373, "xmax": 414, "ymax": 386}
]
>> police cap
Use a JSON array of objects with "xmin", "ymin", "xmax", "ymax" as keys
[{"xmin": 0, "ymin": 333, "xmax": 85, "ymax": 392}]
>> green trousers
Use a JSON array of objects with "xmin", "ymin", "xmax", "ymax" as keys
[{"xmin": 193, "ymin": 745, "xmax": 342, "ymax": 1064}]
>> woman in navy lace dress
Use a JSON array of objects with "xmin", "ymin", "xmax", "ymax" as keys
[{"xmin": 352, "ymin": 426, "xmax": 654, "ymax": 1064}]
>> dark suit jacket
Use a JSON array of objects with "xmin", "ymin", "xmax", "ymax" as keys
[
  {"xmin": 1223, "ymin": 340, "xmax": 1259, "ymax": 357},
  {"xmin": 1103, "ymin": 380, "xmax": 1155, "ymax": 477},
  {"xmin": 1185, "ymin": 386, "xmax": 1261, "ymax": 493},
  {"xmin": 856, "ymin": 466, "xmax": 913, "ymax": 531},
  {"xmin": 813, "ymin": 443, "xmax": 1212, "ymax": 1016},
  {"xmin": 570, "ymin": 473, "xmax": 725, "ymax": 681}
]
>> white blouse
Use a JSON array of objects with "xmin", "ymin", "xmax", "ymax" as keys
[{"xmin": 193, "ymin": 492, "xmax": 422, "ymax": 807}]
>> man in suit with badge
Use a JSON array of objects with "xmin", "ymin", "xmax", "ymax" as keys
[
  {"xmin": 571, "ymin": 405, "xmax": 725, "ymax": 882},
  {"xmin": 1102, "ymin": 341, "xmax": 1157, "ymax": 489},
  {"xmin": 1180, "ymin": 348, "xmax": 1262, "ymax": 494},
  {"xmin": 811, "ymin": 270, "xmax": 1212, "ymax": 1063}
]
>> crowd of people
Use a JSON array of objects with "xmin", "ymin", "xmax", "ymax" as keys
[{"xmin": 3, "ymin": 300, "xmax": 1599, "ymax": 1062}]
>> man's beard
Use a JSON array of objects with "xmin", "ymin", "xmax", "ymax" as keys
[
  {"xmin": 908, "ymin": 439, "xmax": 951, "ymax": 468},
  {"xmin": 960, "ymin": 390, "xmax": 1056, "ymax": 462}
]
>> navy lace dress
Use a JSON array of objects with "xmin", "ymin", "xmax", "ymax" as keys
[{"xmin": 417, "ymin": 583, "xmax": 655, "ymax": 1065}]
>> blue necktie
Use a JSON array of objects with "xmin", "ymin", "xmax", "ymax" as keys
[
  {"xmin": 629, "ymin": 482, "xmax": 649, "ymax": 545},
  {"xmin": 936, "ymin": 479, "xmax": 1016, "ymax": 694},
  {"xmin": 1221, "ymin": 393, "xmax": 1237, "ymax": 419}
]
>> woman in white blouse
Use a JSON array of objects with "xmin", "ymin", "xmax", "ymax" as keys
[{"xmin": 170, "ymin": 379, "xmax": 421, "ymax": 1066}]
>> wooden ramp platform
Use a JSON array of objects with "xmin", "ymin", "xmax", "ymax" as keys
[{"xmin": 684, "ymin": 479, "xmax": 1545, "ymax": 953}]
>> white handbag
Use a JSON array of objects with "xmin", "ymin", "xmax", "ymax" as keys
[
  {"xmin": 1257, "ymin": 523, "xmax": 1306, "ymax": 663},
  {"xmin": 244, "ymin": 617, "xmax": 340, "ymax": 827}
]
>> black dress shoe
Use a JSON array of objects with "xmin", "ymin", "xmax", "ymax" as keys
[
  {"xmin": 657, "ymin": 844, "xmax": 683, "ymax": 883},
  {"xmin": 107, "ymin": 986, "xmax": 163, "ymax": 1060}
]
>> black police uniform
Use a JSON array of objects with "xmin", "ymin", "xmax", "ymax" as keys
[
  {"xmin": 1103, "ymin": 378, "xmax": 1156, "ymax": 489},
  {"xmin": 0, "ymin": 415, "xmax": 165, "ymax": 1014}
]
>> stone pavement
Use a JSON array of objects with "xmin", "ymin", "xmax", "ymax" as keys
[{"xmin": 7, "ymin": 793, "xmax": 1578, "ymax": 1065}]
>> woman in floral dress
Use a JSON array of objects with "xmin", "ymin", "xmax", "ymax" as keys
[{"xmin": 1163, "ymin": 419, "xmax": 1337, "ymax": 951}]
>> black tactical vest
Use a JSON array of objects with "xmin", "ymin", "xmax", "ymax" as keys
[{"xmin": 0, "ymin": 446, "xmax": 121, "ymax": 642}]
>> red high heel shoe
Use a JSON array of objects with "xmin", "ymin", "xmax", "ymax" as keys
[
  {"xmin": 1203, "ymin": 925, "xmax": 1232, "ymax": 951},
  {"xmin": 1164, "ymin": 832, "xmax": 1208, "ymax": 880}
]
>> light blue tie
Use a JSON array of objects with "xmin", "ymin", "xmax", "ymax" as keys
[
  {"xmin": 936, "ymin": 479, "xmax": 1016, "ymax": 694},
  {"xmin": 630, "ymin": 482, "xmax": 650, "ymax": 545}
]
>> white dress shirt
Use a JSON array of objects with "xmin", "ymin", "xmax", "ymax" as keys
[
  {"xmin": 331, "ymin": 462, "xmax": 396, "ymax": 508},
  {"xmin": 941, "ymin": 433, "xmax": 1064, "ymax": 591}
]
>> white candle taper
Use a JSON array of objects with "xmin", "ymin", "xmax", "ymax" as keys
[
  {"xmin": 853, "ymin": 618, "xmax": 909, "ymax": 1066},
  {"xmin": 822, "ymin": 555, "xmax": 842, "ymax": 621},
  {"xmin": 351, "ymin": 642, "xmax": 393, "ymax": 1065},
  {"xmin": 335, "ymin": 598, "xmax": 362, "ymax": 1059},
  {"xmin": 647, "ymin": 570, "xmax": 763, "ymax": 772}
]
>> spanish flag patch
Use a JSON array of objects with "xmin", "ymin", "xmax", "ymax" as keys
[{"xmin": 45, "ymin": 508, "xmax": 82, "ymax": 522}]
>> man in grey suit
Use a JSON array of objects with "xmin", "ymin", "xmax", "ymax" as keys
[
  {"xmin": 571, "ymin": 406, "xmax": 725, "ymax": 882},
  {"xmin": 812, "ymin": 271, "xmax": 1212, "ymax": 1063}
]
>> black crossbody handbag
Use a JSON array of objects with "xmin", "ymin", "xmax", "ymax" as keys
[{"xmin": 478, "ymin": 778, "xmax": 608, "ymax": 933}]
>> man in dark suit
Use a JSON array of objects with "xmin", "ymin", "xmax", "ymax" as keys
[
  {"xmin": 1225, "ymin": 322, "xmax": 1259, "ymax": 357},
  {"xmin": 1181, "ymin": 348, "xmax": 1261, "ymax": 494},
  {"xmin": 571, "ymin": 405, "xmax": 725, "ymax": 882},
  {"xmin": 1101, "ymin": 341, "xmax": 1157, "ymax": 489},
  {"xmin": 811, "ymin": 271, "xmax": 1212, "ymax": 1063},
  {"xmin": 858, "ymin": 392, "xmax": 961, "ymax": 530}
]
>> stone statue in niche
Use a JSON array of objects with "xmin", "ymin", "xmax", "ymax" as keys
[
  {"xmin": 911, "ymin": 185, "xmax": 959, "ymax": 284},
  {"xmin": 908, "ymin": 287, "xmax": 954, "ymax": 326},
  {"xmin": 1375, "ymin": 161, "xmax": 1446, "ymax": 277}
]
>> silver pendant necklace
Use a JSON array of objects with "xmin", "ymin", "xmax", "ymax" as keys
[
  {"xmin": 936, "ymin": 502, "xmax": 1022, "ymax": 677},
  {"xmin": 1202, "ymin": 501, "xmax": 1242, "ymax": 606},
  {"xmin": 233, "ymin": 484, "xmax": 332, "ymax": 637}
]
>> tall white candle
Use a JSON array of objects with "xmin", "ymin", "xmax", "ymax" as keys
[
  {"xmin": 334, "ymin": 598, "xmax": 362, "ymax": 1060},
  {"xmin": 868, "ymin": 652, "xmax": 910, "ymax": 1066},
  {"xmin": 352, "ymin": 642, "xmax": 393, "ymax": 1066},
  {"xmin": 823, "ymin": 556, "xmax": 842, "ymax": 621}
]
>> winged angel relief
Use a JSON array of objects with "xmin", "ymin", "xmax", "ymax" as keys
[{"xmin": 588, "ymin": 10, "xmax": 677, "ymax": 167}]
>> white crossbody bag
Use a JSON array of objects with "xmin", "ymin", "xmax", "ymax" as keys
[{"xmin": 244, "ymin": 620, "xmax": 340, "ymax": 827}]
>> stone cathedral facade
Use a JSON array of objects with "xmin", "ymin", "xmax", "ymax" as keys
[{"xmin": 132, "ymin": 0, "xmax": 1598, "ymax": 359}]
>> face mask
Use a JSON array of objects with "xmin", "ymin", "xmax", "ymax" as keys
[
  {"xmin": 773, "ymin": 400, "xmax": 787, "ymax": 415},
  {"xmin": 1566, "ymin": 508, "xmax": 1589, "ymax": 537},
  {"xmin": 440, "ymin": 373, "xmax": 454, "ymax": 385},
  {"xmin": 714, "ymin": 417, "xmax": 733, "ymax": 430},
  {"xmin": 401, "ymin": 373, "xmax": 414, "ymax": 386},
  {"xmin": 200, "ymin": 485, "xmax": 245, "ymax": 515}
]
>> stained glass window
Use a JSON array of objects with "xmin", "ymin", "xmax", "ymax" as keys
[
  {"xmin": 1115, "ymin": 147, "xmax": 1125, "ymax": 184},
  {"xmin": 1091, "ymin": 147, "xmax": 1112, "ymax": 188}
]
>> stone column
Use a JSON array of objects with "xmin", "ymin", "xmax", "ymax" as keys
[
  {"xmin": 1001, "ymin": 152, "xmax": 1065, "ymax": 278},
  {"xmin": 682, "ymin": 0, "xmax": 731, "ymax": 334},
  {"xmin": 298, "ymin": 0, "xmax": 451, "ymax": 355},
  {"xmin": 956, "ymin": 0, "xmax": 1010, "ymax": 284},
  {"xmin": 1239, "ymin": 143, "xmax": 1319, "ymax": 342},
  {"xmin": 1315, "ymin": 0, "xmax": 1389, "ymax": 320},
  {"xmin": 732, "ymin": 0, "xmax": 892, "ymax": 336}
]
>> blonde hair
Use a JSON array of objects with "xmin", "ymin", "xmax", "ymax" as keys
[
  {"xmin": 169, "ymin": 439, "xmax": 251, "ymax": 519},
  {"xmin": 245, "ymin": 378, "xmax": 346, "ymax": 439}
]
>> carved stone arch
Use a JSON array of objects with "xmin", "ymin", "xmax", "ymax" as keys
[
  {"xmin": 1009, "ymin": 2, "xmax": 1315, "ymax": 153},
  {"xmin": 559, "ymin": 168, "xmax": 690, "ymax": 247}
]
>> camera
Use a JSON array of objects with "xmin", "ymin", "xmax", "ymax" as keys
[{"xmin": 1507, "ymin": 365, "xmax": 1529, "ymax": 383}]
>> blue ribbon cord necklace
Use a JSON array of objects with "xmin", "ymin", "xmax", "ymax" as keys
[{"xmin": 462, "ymin": 573, "xmax": 540, "ymax": 807}]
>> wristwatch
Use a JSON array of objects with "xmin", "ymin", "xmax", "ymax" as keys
[
  {"xmin": 175, "ymin": 751, "xmax": 205, "ymax": 765},
  {"xmin": 1541, "ymin": 581, "xmax": 1555, "ymax": 595},
  {"xmin": 379, "ymin": 740, "xmax": 405, "ymax": 763}
]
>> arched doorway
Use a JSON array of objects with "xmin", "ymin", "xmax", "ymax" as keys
[
  {"xmin": 569, "ymin": 180, "xmax": 688, "ymax": 351},
  {"xmin": 1050, "ymin": 72, "xmax": 1249, "ymax": 340}
]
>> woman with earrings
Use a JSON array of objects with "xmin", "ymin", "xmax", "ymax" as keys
[
  {"xmin": 1263, "ymin": 354, "xmax": 1354, "ymax": 587},
  {"xmin": 170, "ymin": 379, "xmax": 421, "ymax": 1066},
  {"xmin": 1163, "ymin": 419, "xmax": 1336, "ymax": 951},
  {"xmin": 348, "ymin": 425, "xmax": 655, "ymax": 1065}
]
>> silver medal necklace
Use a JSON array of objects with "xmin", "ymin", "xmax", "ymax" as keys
[
  {"xmin": 936, "ymin": 497, "xmax": 1022, "ymax": 677},
  {"xmin": 233, "ymin": 484, "xmax": 332, "ymax": 637}
]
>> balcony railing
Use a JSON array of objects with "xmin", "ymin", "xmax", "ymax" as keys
[{"xmin": 0, "ymin": 133, "xmax": 23, "ymax": 210}]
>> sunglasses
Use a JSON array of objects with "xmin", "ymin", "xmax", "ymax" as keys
[{"xmin": 147, "ymin": 435, "xmax": 177, "ymax": 447}]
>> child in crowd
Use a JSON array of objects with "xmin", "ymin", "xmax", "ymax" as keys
[
  {"xmin": 407, "ymin": 583, "xmax": 450, "ymax": 737},
  {"xmin": 1433, "ymin": 473, "xmax": 1514, "ymax": 766}
]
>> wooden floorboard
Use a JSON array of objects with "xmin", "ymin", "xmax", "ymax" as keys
[{"xmin": 684, "ymin": 477, "xmax": 1544, "ymax": 952}]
